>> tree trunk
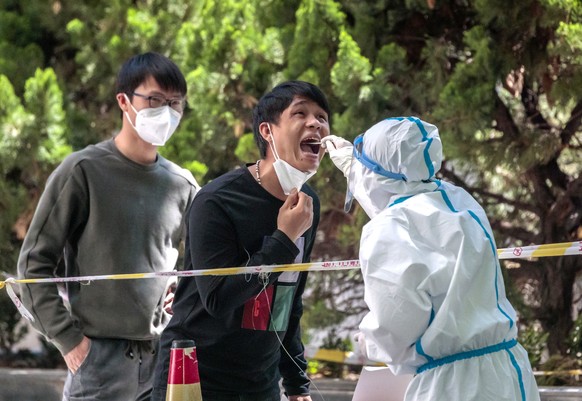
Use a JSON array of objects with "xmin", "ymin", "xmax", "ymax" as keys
[{"xmin": 537, "ymin": 257, "xmax": 580, "ymax": 354}]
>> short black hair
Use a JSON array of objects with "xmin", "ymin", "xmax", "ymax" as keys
[
  {"xmin": 116, "ymin": 52, "xmax": 187, "ymax": 98},
  {"xmin": 252, "ymin": 80, "xmax": 330, "ymax": 158}
]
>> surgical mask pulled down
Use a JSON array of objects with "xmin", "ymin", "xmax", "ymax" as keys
[
  {"xmin": 267, "ymin": 124, "xmax": 316, "ymax": 195},
  {"xmin": 124, "ymin": 94, "xmax": 181, "ymax": 146}
]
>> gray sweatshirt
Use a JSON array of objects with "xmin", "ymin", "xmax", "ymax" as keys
[{"xmin": 18, "ymin": 139, "xmax": 198, "ymax": 354}]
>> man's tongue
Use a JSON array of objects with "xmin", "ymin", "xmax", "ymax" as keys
[{"xmin": 300, "ymin": 142, "xmax": 320, "ymax": 154}]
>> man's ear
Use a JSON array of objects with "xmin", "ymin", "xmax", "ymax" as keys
[
  {"xmin": 259, "ymin": 122, "xmax": 271, "ymax": 142},
  {"xmin": 116, "ymin": 93, "xmax": 131, "ymax": 113}
]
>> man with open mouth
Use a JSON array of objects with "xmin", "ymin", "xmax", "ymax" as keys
[{"xmin": 152, "ymin": 80, "xmax": 330, "ymax": 401}]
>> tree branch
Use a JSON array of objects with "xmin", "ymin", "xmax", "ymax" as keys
[
  {"xmin": 561, "ymin": 100, "xmax": 582, "ymax": 146},
  {"xmin": 520, "ymin": 81, "xmax": 551, "ymax": 130},
  {"xmin": 440, "ymin": 165, "xmax": 536, "ymax": 212},
  {"xmin": 490, "ymin": 221, "xmax": 538, "ymax": 244},
  {"xmin": 493, "ymin": 91, "xmax": 520, "ymax": 140}
]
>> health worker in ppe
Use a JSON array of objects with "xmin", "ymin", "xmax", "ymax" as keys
[{"xmin": 322, "ymin": 117, "xmax": 540, "ymax": 401}]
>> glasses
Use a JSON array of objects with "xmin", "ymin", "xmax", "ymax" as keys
[{"xmin": 132, "ymin": 92, "xmax": 186, "ymax": 112}]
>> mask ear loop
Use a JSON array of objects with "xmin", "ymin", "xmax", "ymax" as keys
[
  {"xmin": 123, "ymin": 94, "xmax": 139, "ymax": 115},
  {"xmin": 123, "ymin": 94, "xmax": 140, "ymax": 131},
  {"xmin": 266, "ymin": 123, "xmax": 282, "ymax": 161}
]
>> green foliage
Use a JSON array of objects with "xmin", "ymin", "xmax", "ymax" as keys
[
  {"xmin": 0, "ymin": 75, "xmax": 32, "ymax": 170},
  {"xmin": 286, "ymin": 0, "xmax": 345, "ymax": 82},
  {"xmin": 23, "ymin": 69, "xmax": 70, "ymax": 164},
  {"xmin": 567, "ymin": 313, "xmax": 582, "ymax": 359},
  {"xmin": 306, "ymin": 359, "xmax": 321, "ymax": 375},
  {"xmin": 435, "ymin": 26, "xmax": 498, "ymax": 160},
  {"xmin": 536, "ymin": 354, "xmax": 582, "ymax": 386},
  {"xmin": 549, "ymin": 17, "xmax": 582, "ymax": 102},
  {"xmin": 319, "ymin": 328, "xmax": 352, "ymax": 378},
  {"xmin": 338, "ymin": 205, "xmax": 368, "ymax": 251},
  {"xmin": 303, "ymin": 300, "xmax": 346, "ymax": 329},
  {"xmin": 1, "ymin": 0, "xmax": 582, "ymax": 361},
  {"xmin": 0, "ymin": 67, "xmax": 68, "ymax": 358},
  {"xmin": 331, "ymin": 29, "xmax": 372, "ymax": 105},
  {"xmin": 519, "ymin": 324, "xmax": 549, "ymax": 368},
  {"xmin": 234, "ymin": 133, "xmax": 260, "ymax": 164},
  {"xmin": 0, "ymin": 289, "xmax": 27, "ymax": 356},
  {"xmin": 321, "ymin": 328, "xmax": 352, "ymax": 352},
  {"xmin": 0, "ymin": 7, "xmax": 45, "ymax": 95}
]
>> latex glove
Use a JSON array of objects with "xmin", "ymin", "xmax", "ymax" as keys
[
  {"xmin": 354, "ymin": 331, "xmax": 369, "ymax": 360},
  {"xmin": 321, "ymin": 135, "xmax": 353, "ymax": 178}
]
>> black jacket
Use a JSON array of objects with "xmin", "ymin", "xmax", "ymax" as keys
[{"xmin": 154, "ymin": 165, "xmax": 319, "ymax": 396}]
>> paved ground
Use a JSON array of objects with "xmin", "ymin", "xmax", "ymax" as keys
[
  {"xmin": 0, "ymin": 368, "xmax": 355, "ymax": 401},
  {"xmin": 309, "ymin": 378, "xmax": 356, "ymax": 401},
  {"xmin": 0, "ymin": 368, "xmax": 581, "ymax": 401},
  {"xmin": 0, "ymin": 368, "xmax": 65, "ymax": 401}
]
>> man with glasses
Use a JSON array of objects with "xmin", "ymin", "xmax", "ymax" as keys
[{"xmin": 17, "ymin": 52, "xmax": 199, "ymax": 401}]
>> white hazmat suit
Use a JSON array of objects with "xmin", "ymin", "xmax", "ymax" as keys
[{"xmin": 323, "ymin": 117, "xmax": 539, "ymax": 401}]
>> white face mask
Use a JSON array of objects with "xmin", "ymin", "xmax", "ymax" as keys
[
  {"xmin": 267, "ymin": 124, "xmax": 316, "ymax": 195},
  {"xmin": 124, "ymin": 94, "xmax": 181, "ymax": 146}
]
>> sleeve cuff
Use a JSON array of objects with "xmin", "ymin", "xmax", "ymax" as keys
[
  {"xmin": 283, "ymin": 388, "xmax": 310, "ymax": 397},
  {"xmin": 54, "ymin": 327, "xmax": 85, "ymax": 355},
  {"xmin": 271, "ymin": 229, "xmax": 300, "ymax": 260}
]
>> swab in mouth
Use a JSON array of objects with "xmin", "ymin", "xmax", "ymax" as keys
[{"xmin": 301, "ymin": 139, "xmax": 322, "ymax": 154}]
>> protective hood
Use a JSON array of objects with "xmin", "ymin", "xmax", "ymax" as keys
[{"xmin": 347, "ymin": 117, "xmax": 443, "ymax": 218}]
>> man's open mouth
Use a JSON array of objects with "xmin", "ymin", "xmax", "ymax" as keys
[{"xmin": 300, "ymin": 138, "xmax": 321, "ymax": 154}]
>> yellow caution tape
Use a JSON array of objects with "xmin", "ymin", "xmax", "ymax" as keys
[
  {"xmin": 533, "ymin": 369, "xmax": 582, "ymax": 376},
  {"xmin": 305, "ymin": 347, "xmax": 384, "ymax": 366},
  {"xmin": 4, "ymin": 241, "xmax": 580, "ymax": 288},
  {"xmin": 497, "ymin": 241, "xmax": 582, "ymax": 259},
  {"xmin": 2, "ymin": 241, "xmax": 580, "ymax": 320},
  {"xmin": 8, "ymin": 259, "xmax": 359, "ymax": 286},
  {"xmin": 306, "ymin": 347, "xmax": 582, "ymax": 375},
  {"xmin": 311, "ymin": 349, "xmax": 351, "ymax": 364},
  {"xmin": 1, "ymin": 260, "xmax": 360, "ymax": 321}
]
